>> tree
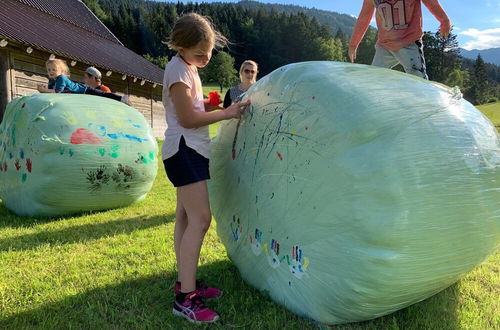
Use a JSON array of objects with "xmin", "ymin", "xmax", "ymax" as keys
[
  {"xmin": 83, "ymin": 0, "xmax": 108, "ymax": 21},
  {"xmin": 143, "ymin": 54, "xmax": 168, "ymax": 69},
  {"xmin": 201, "ymin": 51, "xmax": 238, "ymax": 92},
  {"xmin": 467, "ymin": 54, "xmax": 490, "ymax": 105},
  {"xmin": 334, "ymin": 28, "xmax": 349, "ymax": 60},
  {"xmin": 422, "ymin": 30, "xmax": 461, "ymax": 82},
  {"xmin": 355, "ymin": 28, "xmax": 377, "ymax": 65},
  {"xmin": 312, "ymin": 37, "xmax": 344, "ymax": 62},
  {"xmin": 444, "ymin": 68, "xmax": 469, "ymax": 92}
]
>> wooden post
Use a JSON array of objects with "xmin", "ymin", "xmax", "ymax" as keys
[{"xmin": 0, "ymin": 48, "xmax": 11, "ymax": 122}]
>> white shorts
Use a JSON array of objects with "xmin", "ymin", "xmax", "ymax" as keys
[{"xmin": 372, "ymin": 41, "xmax": 428, "ymax": 79}]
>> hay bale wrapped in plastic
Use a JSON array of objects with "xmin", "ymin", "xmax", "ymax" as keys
[
  {"xmin": 208, "ymin": 62, "xmax": 499, "ymax": 324},
  {"xmin": 0, "ymin": 94, "xmax": 158, "ymax": 216}
]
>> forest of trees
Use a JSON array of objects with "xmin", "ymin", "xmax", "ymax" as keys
[{"xmin": 83, "ymin": 0, "xmax": 499, "ymax": 105}]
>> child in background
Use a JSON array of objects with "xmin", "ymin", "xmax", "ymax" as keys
[
  {"xmin": 348, "ymin": 0, "xmax": 451, "ymax": 79},
  {"xmin": 162, "ymin": 13, "xmax": 250, "ymax": 323},
  {"xmin": 83, "ymin": 66, "xmax": 112, "ymax": 92},
  {"xmin": 37, "ymin": 59, "xmax": 128, "ymax": 104}
]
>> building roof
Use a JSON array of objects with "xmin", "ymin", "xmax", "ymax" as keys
[{"xmin": 0, "ymin": 0, "xmax": 163, "ymax": 84}]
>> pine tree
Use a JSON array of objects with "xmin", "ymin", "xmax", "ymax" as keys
[
  {"xmin": 423, "ymin": 30, "xmax": 461, "ymax": 82},
  {"xmin": 468, "ymin": 54, "xmax": 490, "ymax": 105}
]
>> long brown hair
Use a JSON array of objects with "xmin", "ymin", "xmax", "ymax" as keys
[{"xmin": 166, "ymin": 13, "xmax": 228, "ymax": 50}]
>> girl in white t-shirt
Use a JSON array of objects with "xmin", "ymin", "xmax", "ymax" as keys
[{"xmin": 162, "ymin": 13, "xmax": 250, "ymax": 324}]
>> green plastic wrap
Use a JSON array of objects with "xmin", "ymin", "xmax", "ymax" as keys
[
  {"xmin": 0, "ymin": 94, "xmax": 158, "ymax": 217},
  {"xmin": 209, "ymin": 62, "xmax": 500, "ymax": 324}
]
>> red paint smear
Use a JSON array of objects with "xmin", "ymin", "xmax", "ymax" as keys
[
  {"xmin": 26, "ymin": 158, "xmax": 32, "ymax": 172},
  {"xmin": 15, "ymin": 159, "xmax": 21, "ymax": 170},
  {"xmin": 277, "ymin": 152, "xmax": 283, "ymax": 160},
  {"xmin": 70, "ymin": 128, "xmax": 102, "ymax": 144}
]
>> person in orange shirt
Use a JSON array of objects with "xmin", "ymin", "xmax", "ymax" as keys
[
  {"xmin": 349, "ymin": 0, "xmax": 451, "ymax": 79},
  {"xmin": 83, "ymin": 66, "xmax": 112, "ymax": 92}
]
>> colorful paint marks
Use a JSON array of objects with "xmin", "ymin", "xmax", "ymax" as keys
[
  {"xmin": 288, "ymin": 245, "xmax": 309, "ymax": 279},
  {"xmin": 70, "ymin": 128, "xmax": 102, "ymax": 144},
  {"xmin": 231, "ymin": 215, "xmax": 242, "ymax": 242},
  {"xmin": 235, "ymin": 217, "xmax": 309, "ymax": 279},
  {"xmin": 84, "ymin": 163, "xmax": 136, "ymax": 192},
  {"xmin": 250, "ymin": 228, "xmax": 263, "ymax": 256},
  {"xmin": 135, "ymin": 152, "xmax": 155, "ymax": 164},
  {"xmin": 0, "ymin": 94, "xmax": 158, "ymax": 216},
  {"xmin": 26, "ymin": 158, "xmax": 32, "ymax": 172},
  {"xmin": 265, "ymin": 238, "xmax": 284, "ymax": 269}
]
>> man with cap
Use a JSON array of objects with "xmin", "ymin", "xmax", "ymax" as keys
[{"xmin": 83, "ymin": 66, "xmax": 112, "ymax": 92}]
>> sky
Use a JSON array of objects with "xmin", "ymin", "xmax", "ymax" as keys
[{"xmin": 166, "ymin": 0, "xmax": 500, "ymax": 50}]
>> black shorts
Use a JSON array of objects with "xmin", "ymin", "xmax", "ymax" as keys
[{"xmin": 163, "ymin": 136, "xmax": 210, "ymax": 187}]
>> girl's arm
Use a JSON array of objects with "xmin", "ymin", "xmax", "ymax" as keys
[
  {"xmin": 171, "ymin": 82, "xmax": 249, "ymax": 129},
  {"xmin": 203, "ymin": 99, "xmax": 221, "ymax": 112},
  {"xmin": 422, "ymin": 0, "xmax": 451, "ymax": 38},
  {"xmin": 37, "ymin": 84, "xmax": 55, "ymax": 93},
  {"xmin": 348, "ymin": 0, "xmax": 376, "ymax": 63}
]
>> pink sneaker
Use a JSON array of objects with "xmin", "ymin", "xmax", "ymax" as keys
[
  {"xmin": 174, "ymin": 279, "xmax": 223, "ymax": 300},
  {"xmin": 172, "ymin": 291, "xmax": 219, "ymax": 323}
]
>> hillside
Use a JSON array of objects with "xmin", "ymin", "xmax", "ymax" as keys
[
  {"xmin": 460, "ymin": 47, "xmax": 500, "ymax": 66},
  {"xmin": 234, "ymin": 0, "xmax": 360, "ymax": 35}
]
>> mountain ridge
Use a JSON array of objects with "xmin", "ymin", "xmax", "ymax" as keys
[{"xmin": 459, "ymin": 47, "xmax": 500, "ymax": 66}]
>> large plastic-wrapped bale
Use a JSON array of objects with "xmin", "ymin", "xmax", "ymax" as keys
[
  {"xmin": 209, "ymin": 62, "xmax": 499, "ymax": 324},
  {"xmin": 0, "ymin": 94, "xmax": 158, "ymax": 216}
]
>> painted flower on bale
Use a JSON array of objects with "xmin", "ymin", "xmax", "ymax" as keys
[{"xmin": 208, "ymin": 91, "xmax": 222, "ymax": 106}]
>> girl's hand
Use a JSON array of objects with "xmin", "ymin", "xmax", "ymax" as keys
[
  {"xmin": 204, "ymin": 101, "xmax": 223, "ymax": 112},
  {"xmin": 37, "ymin": 83, "xmax": 48, "ymax": 92},
  {"xmin": 225, "ymin": 99, "xmax": 251, "ymax": 119},
  {"xmin": 348, "ymin": 46, "xmax": 357, "ymax": 63},
  {"xmin": 204, "ymin": 91, "xmax": 223, "ymax": 111},
  {"xmin": 440, "ymin": 20, "xmax": 451, "ymax": 39}
]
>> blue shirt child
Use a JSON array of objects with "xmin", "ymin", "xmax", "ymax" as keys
[{"xmin": 48, "ymin": 74, "xmax": 87, "ymax": 93}]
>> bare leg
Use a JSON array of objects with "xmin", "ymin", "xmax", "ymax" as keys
[
  {"xmin": 176, "ymin": 180, "xmax": 212, "ymax": 293},
  {"xmin": 174, "ymin": 197, "xmax": 188, "ymax": 282}
]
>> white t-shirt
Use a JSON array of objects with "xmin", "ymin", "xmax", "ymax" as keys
[{"xmin": 162, "ymin": 55, "xmax": 210, "ymax": 160}]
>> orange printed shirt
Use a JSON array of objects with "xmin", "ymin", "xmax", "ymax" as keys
[
  {"xmin": 96, "ymin": 84, "xmax": 111, "ymax": 93},
  {"xmin": 350, "ymin": 0, "xmax": 449, "ymax": 51}
]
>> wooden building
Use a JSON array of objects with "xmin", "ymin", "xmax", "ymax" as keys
[{"xmin": 0, "ymin": 0, "xmax": 166, "ymax": 138}]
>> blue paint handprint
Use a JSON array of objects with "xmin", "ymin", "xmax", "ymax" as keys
[
  {"xmin": 230, "ymin": 215, "xmax": 242, "ymax": 242},
  {"xmin": 287, "ymin": 245, "xmax": 309, "ymax": 279},
  {"xmin": 250, "ymin": 228, "xmax": 263, "ymax": 255},
  {"xmin": 265, "ymin": 239, "xmax": 285, "ymax": 269}
]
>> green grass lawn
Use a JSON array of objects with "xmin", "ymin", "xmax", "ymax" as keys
[
  {"xmin": 0, "ymin": 97, "xmax": 498, "ymax": 329},
  {"xmin": 477, "ymin": 101, "xmax": 500, "ymax": 130}
]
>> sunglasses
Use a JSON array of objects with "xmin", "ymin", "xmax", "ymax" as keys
[{"xmin": 244, "ymin": 69, "xmax": 256, "ymax": 74}]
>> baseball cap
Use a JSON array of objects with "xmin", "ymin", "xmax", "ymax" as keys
[{"xmin": 85, "ymin": 66, "xmax": 102, "ymax": 79}]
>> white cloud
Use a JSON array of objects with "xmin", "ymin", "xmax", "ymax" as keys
[{"xmin": 460, "ymin": 28, "xmax": 500, "ymax": 50}]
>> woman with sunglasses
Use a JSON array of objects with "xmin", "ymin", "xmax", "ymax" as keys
[{"xmin": 223, "ymin": 60, "xmax": 258, "ymax": 108}]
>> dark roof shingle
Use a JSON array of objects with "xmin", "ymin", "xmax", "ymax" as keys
[
  {"xmin": 0, "ymin": 0, "xmax": 163, "ymax": 84},
  {"xmin": 18, "ymin": 0, "xmax": 121, "ymax": 43}
]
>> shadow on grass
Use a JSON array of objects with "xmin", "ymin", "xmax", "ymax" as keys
[
  {"xmin": 331, "ymin": 283, "xmax": 461, "ymax": 330},
  {"xmin": 0, "ymin": 200, "xmax": 168, "ymax": 229},
  {"xmin": 0, "ymin": 261, "xmax": 314, "ymax": 329},
  {"xmin": 0, "ymin": 256, "xmax": 463, "ymax": 330},
  {"xmin": 0, "ymin": 213, "xmax": 175, "ymax": 252}
]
